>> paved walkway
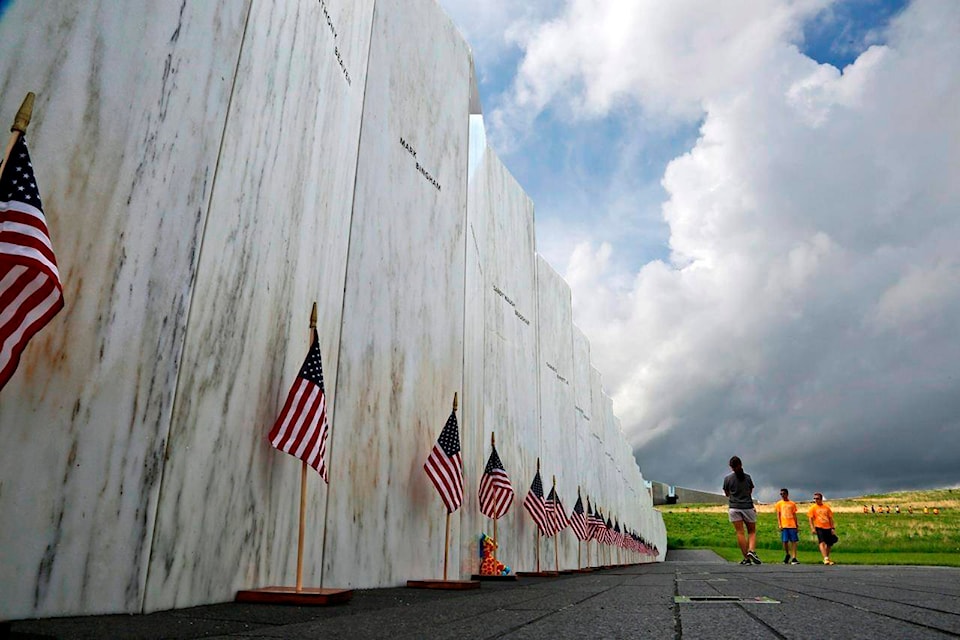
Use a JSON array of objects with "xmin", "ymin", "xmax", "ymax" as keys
[{"xmin": 7, "ymin": 550, "xmax": 960, "ymax": 639}]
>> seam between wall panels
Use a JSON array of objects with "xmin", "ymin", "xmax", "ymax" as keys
[
  {"xmin": 140, "ymin": 0, "xmax": 255, "ymax": 614},
  {"xmin": 320, "ymin": 0, "xmax": 378, "ymax": 589}
]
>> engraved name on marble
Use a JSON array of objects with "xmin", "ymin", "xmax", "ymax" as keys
[
  {"xmin": 544, "ymin": 361, "xmax": 569, "ymax": 385},
  {"xmin": 493, "ymin": 284, "xmax": 531, "ymax": 325},
  {"xmin": 399, "ymin": 136, "xmax": 441, "ymax": 191},
  {"xmin": 320, "ymin": 0, "xmax": 352, "ymax": 85}
]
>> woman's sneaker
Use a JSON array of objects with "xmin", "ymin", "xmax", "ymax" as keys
[
  {"xmin": 747, "ymin": 551, "xmax": 762, "ymax": 565},
  {"xmin": 783, "ymin": 553, "xmax": 790, "ymax": 564},
  {"xmin": 823, "ymin": 558, "xmax": 835, "ymax": 565},
  {"xmin": 790, "ymin": 558, "xmax": 800, "ymax": 565},
  {"xmin": 740, "ymin": 558, "xmax": 752, "ymax": 565}
]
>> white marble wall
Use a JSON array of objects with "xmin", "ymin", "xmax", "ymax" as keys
[
  {"xmin": 321, "ymin": 0, "xmax": 471, "ymax": 588},
  {"xmin": 143, "ymin": 0, "xmax": 375, "ymax": 611},
  {"xmin": 0, "ymin": 1, "xmax": 249, "ymax": 619},
  {"xmin": 0, "ymin": 0, "xmax": 664, "ymax": 619},
  {"xmin": 463, "ymin": 142, "xmax": 540, "ymax": 575},
  {"xmin": 570, "ymin": 326, "xmax": 593, "ymax": 567},
  {"xmin": 535, "ymin": 256, "xmax": 579, "ymax": 571}
]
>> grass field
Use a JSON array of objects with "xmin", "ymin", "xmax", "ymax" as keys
[{"xmin": 660, "ymin": 488, "xmax": 960, "ymax": 566}]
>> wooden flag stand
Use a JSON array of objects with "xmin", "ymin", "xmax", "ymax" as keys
[
  {"xmin": 471, "ymin": 433, "xmax": 518, "ymax": 582},
  {"xmin": 408, "ymin": 394, "xmax": 480, "ymax": 590},
  {"xmin": 237, "ymin": 303, "xmax": 352, "ymax": 606}
]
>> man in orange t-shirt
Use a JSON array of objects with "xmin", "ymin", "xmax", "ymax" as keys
[
  {"xmin": 775, "ymin": 488, "xmax": 800, "ymax": 564},
  {"xmin": 807, "ymin": 493, "xmax": 837, "ymax": 565}
]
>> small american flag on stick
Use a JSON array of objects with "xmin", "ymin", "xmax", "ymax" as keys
[
  {"xmin": 569, "ymin": 493, "xmax": 590, "ymax": 541},
  {"xmin": 424, "ymin": 402, "xmax": 463, "ymax": 513},
  {"xmin": 0, "ymin": 133, "xmax": 63, "ymax": 390},
  {"xmin": 545, "ymin": 485, "xmax": 568, "ymax": 536},
  {"xmin": 479, "ymin": 438, "xmax": 513, "ymax": 519},
  {"xmin": 267, "ymin": 327, "xmax": 331, "ymax": 482},
  {"xmin": 522, "ymin": 467, "xmax": 550, "ymax": 534}
]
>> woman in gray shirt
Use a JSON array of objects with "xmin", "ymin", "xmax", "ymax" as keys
[{"xmin": 723, "ymin": 455, "xmax": 761, "ymax": 565}]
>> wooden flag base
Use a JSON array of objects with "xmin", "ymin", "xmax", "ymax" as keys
[
  {"xmin": 470, "ymin": 574, "xmax": 518, "ymax": 581},
  {"xmin": 406, "ymin": 579, "xmax": 480, "ymax": 590},
  {"xmin": 574, "ymin": 568, "xmax": 594, "ymax": 573},
  {"xmin": 235, "ymin": 586, "xmax": 353, "ymax": 606},
  {"xmin": 516, "ymin": 571, "xmax": 558, "ymax": 578}
]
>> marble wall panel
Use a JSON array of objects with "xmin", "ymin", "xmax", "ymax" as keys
[
  {"xmin": 460, "ymin": 106, "xmax": 486, "ymax": 578},
  {"xmin": 322, "ymin": 0, "xmax": 471, "ymax": 588},
  {"xmin": 535, "ymin": 255, "xmax": 578, "ymax": 570},
  {"xmin": 584, "ymin": 367, "xmax": 606, "ymax": 566},
  {"xmin": 569, "ymin": 326, "xmax": 593, "ymax": 566},
  {"xmin": 0, "ymin": 2, "xmax": 249, "ymax": 619},
  {"xmin": 464, "ymin": 147, "xmax": 539, "ymax": 574},
  {"xmin": 143, "ymin": 0, "xmax": 374, "ymax": 611}
]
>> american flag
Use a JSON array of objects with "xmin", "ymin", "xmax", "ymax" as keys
[
  {"xmin": 545, "ymin": 486, "xmax": 568, "ymax": 536},
  {"xmin": 569, "ymin": 494, "xmax": 590, "ymax": 541},
  {"xmin": 423, "ymin": 406, "xmax": 463, "ymax": 513},
  {"xmin": 0, "ymin": 134, "xmax": 63, "ymax": 390},
  {"xmin": 267, "ymin": 328, "xmax": 331, "ymax": 482},
  {"xmin": 478, "ymin": 442, "xmax": 513, "ymax": 519},
  {"xmin": 604, "ymin": 516, "xmax": 614, "ymax": 545},
  {"xmin": 588, "ymin": 504, "xmax": 605, "ymax": 541},
  {"xmin": 522, "ymin": 469, "xmax": 550, "ymax": 534}
]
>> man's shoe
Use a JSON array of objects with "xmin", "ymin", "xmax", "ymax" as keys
[
  {"xmin": 790, "ymin": 558, "xmax": 800, "ymax": 565},
  {"xmin": 747, "ymin": 551, "xmax": 762, "ymax": 565},
  {"xmin": 783, "ymin": 553, "xmax": 790, "ymax": 564},
  {"xmin": 740, "ymin": 558, "xmax": 752, "ymax": 565}
]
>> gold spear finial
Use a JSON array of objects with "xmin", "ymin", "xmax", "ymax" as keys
[
  {"xmin": 491, "ymin": 432, "xmax": 495, "ymax": 446},
  {"xmin": 12, "ymin": 92, "xmax": 34, "ymax": 134},
  {"xmin": 310, "ymin": 301, "xmax": 317, "ymax": 329},
  {"xmin": 453, "ymin": 392, "xmax": 458, "ymax": 412}
]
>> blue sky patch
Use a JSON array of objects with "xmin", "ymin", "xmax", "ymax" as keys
[{"xmin": 800, "ymin": 0, "xmax": 909, "ymax": 69}]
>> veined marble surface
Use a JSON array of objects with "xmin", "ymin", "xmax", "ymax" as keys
[
  {"xmin": 321, "ymin": 0, "xmax": 471, "ymax": 588},
  {"xmin": 0, "ymin": 1, "xmax": 249, "ymax": 619},
  {"xmin": 570, "ymin": 327, "xmax": 594, "ymax": 565},
  {"xmin": 143, "ymin": 0, "xmax": 375, "ymax": 610},
  {"xmin": 463, "ymin": 147, "xmax": 540, "ymax": 575},
  {"xmin": 535, "ymin": 255, "xmax": 578, "ymax": 571}
]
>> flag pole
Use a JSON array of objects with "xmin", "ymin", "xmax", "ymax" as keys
[
  {"xmin": 491, "ymin": 432, "xmax": 497, "ymax": 545},
  {"xmin": 552, "ymin": 475, "xmax": 559, "ymax": 573},
  {"xmin": 294, "ymin": 302, "xmax": 318, "ymax": 593},
  {"xmin": 442, "ymin": 392, "xmax": 457, "ymax": 581},
  {"xmin": 1, "ymin": 92, "xmax": 33, "ymax": 184},
  {"xmin": 535, "ymin": 457, "xmax": 541, "ymax": 573},
  {"xmin": 577, "ymin": 487, "xmax": 582, "ymax": 570}
]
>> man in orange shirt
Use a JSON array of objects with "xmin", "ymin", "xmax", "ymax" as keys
[
  {"xmin": 775, "ymin": 488, "xmax": 800, "ymax": 564},
  {"xmin": 808, "ymin": 492, "xmax": 838, "ymax": 565}
]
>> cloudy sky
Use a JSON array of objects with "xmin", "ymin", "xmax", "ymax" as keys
[{"xmin": 438, "ymin": 0, "xmax": 960, "ymax": 502}]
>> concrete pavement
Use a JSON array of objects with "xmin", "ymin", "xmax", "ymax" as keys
[{"xmin": 6, "ymin": 550, "xmax": 960, "ymax": 639}]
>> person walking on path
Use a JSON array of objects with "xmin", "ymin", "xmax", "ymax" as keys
[
  {"xmin": 775, "ymin": 488, "xmax": 800, "ymax": 564},
  {"xmin": 808, "ymin": 492, "xmax": 838, "ymax": 565},
  {"xmin": 723, "ymin": 456, "xmax": 761, "ymax": 565}
]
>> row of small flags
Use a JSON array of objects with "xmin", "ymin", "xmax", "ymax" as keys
[
  {"xmin": 0, "ymin": 104, "xmax": 656, "ymax": 556},
  {"xmin": 264, "ymin": 330, "xmax": 656, "ymax": 554}
]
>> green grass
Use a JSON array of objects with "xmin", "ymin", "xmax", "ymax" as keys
[{"xmin": 661, "ymin": 488, "xmax": 960, "ymax": 567}]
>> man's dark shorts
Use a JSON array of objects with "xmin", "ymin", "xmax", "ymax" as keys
[{"xmin": 815, "ymin": 527, "xmax": 838, "ymax": 546}]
